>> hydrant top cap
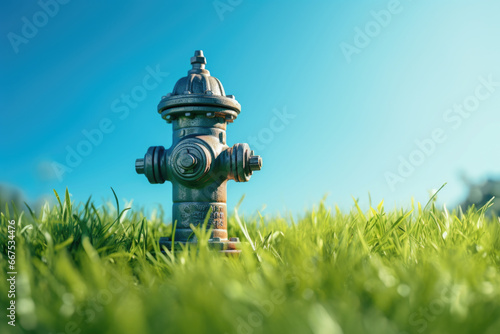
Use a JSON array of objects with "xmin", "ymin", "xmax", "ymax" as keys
[
  {"xmin": 157, "ymin": 50, "xmax": 241, "ymax": 122},
  {"xmin": 190, "ymin": 50, "xmax": 207, "ymax": 68}
]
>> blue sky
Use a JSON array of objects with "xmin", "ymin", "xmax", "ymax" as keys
[{"xmin": 1, "ymin": 0, "xmax": 500, "ymax": 217}]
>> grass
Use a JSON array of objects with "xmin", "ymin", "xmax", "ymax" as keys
[{"xmin": 1, "ymin": 189, "xmax": 500, "ymax": 334}]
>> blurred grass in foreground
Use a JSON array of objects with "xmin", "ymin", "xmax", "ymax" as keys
[{"xmin": 1, "ymin": 189, "xmax": 500, "ymax": 334}]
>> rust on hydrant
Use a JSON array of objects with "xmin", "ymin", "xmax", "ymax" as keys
[{"xmin": 135, "ymin": 50, "xmax": 262, "ymax": 254}]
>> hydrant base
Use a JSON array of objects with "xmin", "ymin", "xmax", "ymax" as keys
[{"xmin": 159, "ymin": 237, "xmax": 241, "ymax": 255}]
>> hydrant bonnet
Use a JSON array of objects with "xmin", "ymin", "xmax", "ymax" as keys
[{"xmin": 158, "ymin": 50, "xmax": 241, "ymax": 123}]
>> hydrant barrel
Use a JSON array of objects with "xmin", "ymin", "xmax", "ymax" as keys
[{"xmin": 135, "ymin": 50, "xmax": 262, "ymax": 249}]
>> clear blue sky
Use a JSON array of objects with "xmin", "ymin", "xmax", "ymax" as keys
[{"xmin": 1, "ymin": 0, "xmax": 500, "ymax": 217}]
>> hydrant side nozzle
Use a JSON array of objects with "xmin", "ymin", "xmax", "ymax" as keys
[
  {"xmin": 136, "ymin": 146, "xmax": 168, "ymax": 184},
  {"xmin": 227, "ymin": 143, "xmax": 262, "ymax": 182}
]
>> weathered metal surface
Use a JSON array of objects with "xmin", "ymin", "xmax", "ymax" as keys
[{"xmin": 136, "ymin": 50, "xmax": 262, "ymax": 251}]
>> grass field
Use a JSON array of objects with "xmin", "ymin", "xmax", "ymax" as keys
[{"xmin": 1, "ymin": 189, "xmax": 500, "ymax": 334}]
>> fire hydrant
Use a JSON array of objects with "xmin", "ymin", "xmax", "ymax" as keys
[{"xmin": 135, "ymin": 50, "xmax": 262, "ymax": 253}]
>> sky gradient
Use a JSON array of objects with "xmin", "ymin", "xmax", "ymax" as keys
[{"xmin": 1, "ymin": 0, "xmax": 500, "ymax": 217}]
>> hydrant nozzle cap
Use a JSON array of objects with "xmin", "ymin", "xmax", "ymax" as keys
[
  {"xmin": 249, "ymin": 155, "xmax": 262, "ymax": 171},
  {"xmin": 135, "ymin": 158, "xmax": 145, "ymax": 174}
]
